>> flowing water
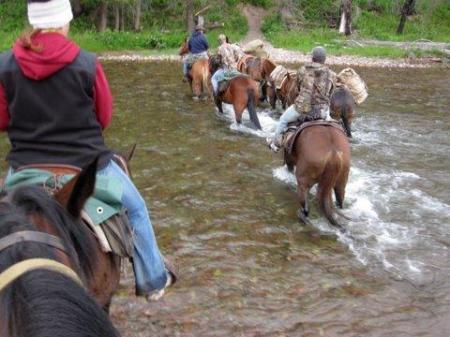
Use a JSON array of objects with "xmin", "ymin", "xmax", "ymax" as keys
[{"xmin": 1, "ymin": 61, "xmax": 449, "ymax": 336}]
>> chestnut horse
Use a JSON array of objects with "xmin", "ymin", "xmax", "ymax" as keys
[
  {"xmin": 179, "ymin": 38, "xmax": 211, "ymax": 100},
  {"xmin": 0, "ymin": 177, "xmax": 121, "ymax": 336},
  {"xmin": 280, "ymin": 76, "xmax": 354, "ymax": 138},
  {"xmin": 238, "ymin": 55, "xmax": 277, "ymax": 108},
  {"xmin": 0, "ymin": 151, "xmax": 137, "ymax": 311},
  {"xmin": 210, "ymin": 54, "xmax": 262, "ymax": 129},
  {"xmin": 285, "ymin": 122, "xmax": 351, "ymax": 230}
]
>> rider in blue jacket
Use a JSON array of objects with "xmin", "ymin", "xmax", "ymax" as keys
[{"xmin": 183, "ymin": 24, "xmax": 209, "ymax": 81}]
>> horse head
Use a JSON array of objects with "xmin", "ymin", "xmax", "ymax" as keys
[
  {"xmin": 0, "ymin": 157, "xmax": 120, "ymax": 337},
  {"xmin": 179, "ymin": 37, "xmax": 189, "ymax": 56},
  {"xmin": 209, "ymin": 54, "xmax": 223, "ymax": 75}
]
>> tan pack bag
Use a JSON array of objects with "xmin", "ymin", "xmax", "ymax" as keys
[{"xmin": 337, "ymin": 68, "xmax": 368, "ymax": 105}]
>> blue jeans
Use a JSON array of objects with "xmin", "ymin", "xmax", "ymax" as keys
[
  {"xmin": 98, "ymin": 160, "xmax": 167, "ymax": 295},
  {"xmin": 211, "ymin": 68, "xmax": 226, "ymax": 95},
  {"xmin": 183, "ymin": 62, "xmax": 189, "ymax": 77}
]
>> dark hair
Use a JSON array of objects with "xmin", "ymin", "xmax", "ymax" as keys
[{"xmin": 19, "ymin": 28, "xmax": 43, "ymax": 52}]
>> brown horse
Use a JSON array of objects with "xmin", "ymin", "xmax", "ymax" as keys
[
  {"xmin": 285, "ymin": 122, "xmax": 351, "ymax": 230},
  {"xmin": 210, "ymin": 55, "xmax": 262, "ymax": 129},
  {"xmin": 237, "ymin": 55, "xmax": 277, "ymax": 108},
  {"xmin": 274, "ymin": 71, "xmax": 298, "ymax": 110},
  {"xmin": 0, "ymin": 178, "xmax": 122, "ymax": 336},
  {"xmin": 179, "ymin": 38, "xmax": 211, "ymax": 100},
  {"xmin": 1, "ymin": 150, "xmax": 135, "ymax": 311}
]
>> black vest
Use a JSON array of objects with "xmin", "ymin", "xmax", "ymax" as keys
[{"xmin": 0, "ymin": 50, "xmax": 112, "ymax": 170}]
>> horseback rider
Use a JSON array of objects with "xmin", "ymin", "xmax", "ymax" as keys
[
  {"xmin": 0, "ymin": 0, "xmax": 176, "ymax": 301},
  {"xmin": 267, "ymin": 47, "xmax": 337, "ymax": 152},
  {"xmin": 183, "ymin": 23, "xmax": 209, "ymax": 82},
  {"xmin": 211, "ymin": 34, "xmax": 245, "ymax": 97}
]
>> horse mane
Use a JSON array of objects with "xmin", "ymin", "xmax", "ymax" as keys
[
  {"xmin": 5, "ymin": 272, "xmax": 121, "ymax": 337},
  {"xmin": 0, "ymin": 204, "xmax": 120, "ymax": 337},
  {"xmin": 209, "ymin": 54, "xmax": 222, "ymax": 75},
  {"xmin": 7, "ymin": 185, "xmax": 98, "ymax": 280}
]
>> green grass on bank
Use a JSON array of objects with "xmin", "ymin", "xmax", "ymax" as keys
[
  {"xmin": 0, "ymin": 28, "xmax": 247, "ymax": 53},
  {"xmin": 262, "ymin": 4, "xmax": 450, "ymax": 59}
]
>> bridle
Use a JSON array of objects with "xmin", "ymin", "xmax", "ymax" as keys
[{"xmin": 0, "ymin": 229, "xmax": 82, "ymax": 293}]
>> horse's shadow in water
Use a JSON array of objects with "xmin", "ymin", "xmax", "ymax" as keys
[{"xmin": 0, "ymin": 158, "xmax": 121, "ymax": 337}]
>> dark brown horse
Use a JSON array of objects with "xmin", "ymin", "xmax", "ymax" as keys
[
  {"xmin": 0, "ymin": 159, "xmax": 121, "ymax": 336},
  {"xmin": 285, "ymin": 122, "xmax": 351, "ymax": 230},
  {"xmin": 0, "ymin": 152, "xmax": 137, "ymax": 310},
  {"xmin": 237, "ymin": 55, "xmax": 277, "ymax": 108},
  {"xmin": 179, "ymin": 38, "xmax": 211, "ymax": 100},
  {"xmin": 330, "ymin": 87, "xmax": 355, "ymax": 138},
  {"xmin": 210, "ymin": 55, "xmax": 262, "ymax": 129}
]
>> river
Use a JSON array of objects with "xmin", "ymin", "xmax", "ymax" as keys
[{"xmin": 1, "ymin": 61, "xmax": 448, "ymax": 337}]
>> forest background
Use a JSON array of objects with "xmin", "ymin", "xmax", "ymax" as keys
[{"xmin": 0, "ymin": 0, "xmax": 449, "ymax": 59}]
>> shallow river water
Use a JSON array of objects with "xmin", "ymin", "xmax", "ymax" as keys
[{"xmin": 2, "ymin": 61, "xmax": 449, "ymax": 337}]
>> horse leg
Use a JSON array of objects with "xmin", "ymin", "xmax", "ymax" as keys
[
  {"xmin": 215, "ymin": 96, "xmax": 223, "ymax": 113},
  {"xmin": 334, "ymin": 172, "xmax": 348, "ymax": 209},
  {"xmin": 192, "ymin": 78, "xmax": 201, "ymax": 100},
  {"xmin": 260, "ymin": 82, "xmax": 267, "ymax": 103},
  {"xmin": 297, "ymin": 180, "xmax": 313, "ymax": 225},
  {"xmin": 233, "ymin": 101, "xmax": 246, "ymax": 124}
]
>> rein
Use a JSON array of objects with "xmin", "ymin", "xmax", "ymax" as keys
[
  {"xmin": 0, "ymin": 258, "xmax": 83, "ymax": 293},
  {"xmin": 0, "ymin": 231, "xmax": 68, "ymax": 254},
  {"xmin": 0, "ymin": 230, "xmax": 81, "ymax": 293}
]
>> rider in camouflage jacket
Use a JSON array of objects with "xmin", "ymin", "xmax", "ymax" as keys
[
  {"xmin": 294, "ymin": 61, "xmax": 337, "ymax": 119},
  {"xmin": 267, "ymin": 47, "xmax": 337, "ymax": 152}
]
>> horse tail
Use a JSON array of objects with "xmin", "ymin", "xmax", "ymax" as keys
[
  {"xmin": 247, "ymin": 88, "xmax": 262, "ymax": 130},
  {"xmin": 317, "ymin": 150, "xmax": 344, "ymax": 230}
]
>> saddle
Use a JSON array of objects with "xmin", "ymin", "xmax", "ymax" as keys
[
  {"xmin": 10, "ymin": 161, "xmax": 134, "ymax": 258},
  {"xmin": 237, "ymin": 54, "xmax": 253, "ymax": 72},
  {"xmin": 284, "ymin": 120, "xmax": 346, "ymax": 157}
]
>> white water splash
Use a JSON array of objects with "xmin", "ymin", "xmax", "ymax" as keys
[
  {"xmin": 272, "ymin": 163, "xmax": 450, "ymax": 281},
  {"xmin": 217, "ymin": 104, "xmax": 278, "ymax": 138}
]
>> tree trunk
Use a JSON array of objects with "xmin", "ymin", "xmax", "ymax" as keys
[
  {"xmin": 72, "ymin": 0, "xmax": 83, "ymax": 17},
  {"xmin": 134, "ymin": 0, "xmax": 142, "ymax": 31},
  {"xmin": 97, "ymin": 2, "xmax": 108, "ymax": 32},
  {"xmin": 397, "ymin": 0, "xmax": 416, "ymax": 34},
  {"xmin": 186, "ymin": 0, "xmax": 194, "ymax": 33},
  {"xmin": 114, "ymin": 4, "xmax": 120, "ymax": 31},
  {"xmin": 120, "ymin": 4, "xmax": 125, "ymax": 31},
  {"xmin": 339, "ymin": 0, "xmax": 352, "ymax": 36}
]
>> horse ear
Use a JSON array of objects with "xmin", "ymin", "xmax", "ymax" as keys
[
  {"xmin": 122, "ymin": 144, "xmax": 136, "ymax": 163},
  {"xmin": 54, "ymin": 157, "xmax": 98, "ymax": 218}
]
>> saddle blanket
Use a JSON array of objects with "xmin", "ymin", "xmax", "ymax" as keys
[
  {"xmin": 186, "ymin": 51, "xmax": 208, "ymax": 65},
  {"xmin": 217, "ymin": 69, "xmax": 242, "ymax": 83},
  {"xmin": 3, "ymin": 169, "xmax": 123, "ymax": 226},
  {"xmin": 2, "ymin": 169, "xmax": 134, "ymax": 256}
]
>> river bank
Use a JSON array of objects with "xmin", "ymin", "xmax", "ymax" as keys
[{"xmin": 99, "ymin": 47, "xmax": 448, "ymax": 69}]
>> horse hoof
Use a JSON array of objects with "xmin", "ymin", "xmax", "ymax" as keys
[{"xmin": 192, "ymin": 96, "xmax": 200, "ymax": 101}]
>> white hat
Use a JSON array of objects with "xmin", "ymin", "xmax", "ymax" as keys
[{"xmin": 28, "ymin": 0, "xmax": 73, "ymax": 29}]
